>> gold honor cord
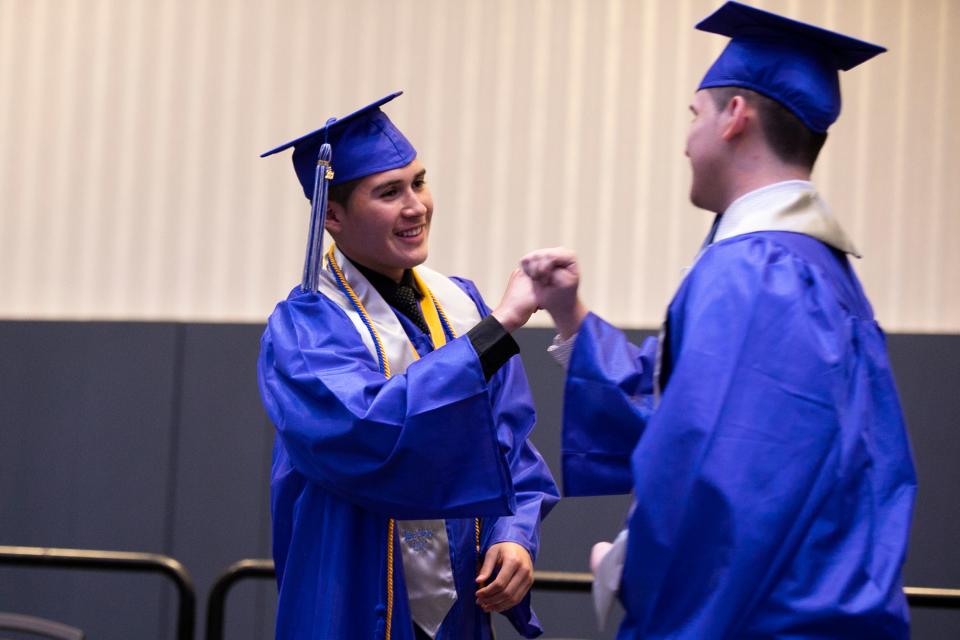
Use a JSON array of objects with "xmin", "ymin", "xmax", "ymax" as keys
[
  {"xmin": 326, "ymin": 246, "xmax": 481, "ymax": 639},
  {"xmin": 326, "ymin": 248, "xmax": 391, "ymax": 378}
]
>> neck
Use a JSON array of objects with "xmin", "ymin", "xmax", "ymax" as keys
[{"xmin": 719, "ymin": 161, "xmax": 811, "ymax": 213}]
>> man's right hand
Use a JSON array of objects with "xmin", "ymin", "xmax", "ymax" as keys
[
  {"xmin": 491, "ymin": 268, "xmax": 539, "ymax": 333},
  {"xmin": 521, "ymin": 248, "xmax": 588, "ymax": 339}
]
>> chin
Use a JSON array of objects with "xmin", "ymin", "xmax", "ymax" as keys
[
  {"xmin": 689, "ymin": 187, "xmax": 717, "ymax": 213},
  {"xmin": 409, "ymin": 249, "xmax": 428, "ymax": 267},
  {"xmin": 405, "ymin": 239, "xmax": 429, "ymax": 267},
  {"xmin": 392, "ymin": 247, "xmax": 427, "ymax": 270},
  {"xmin": 689, "ymin": 188, "xmax": 705, "ymax": 210}
]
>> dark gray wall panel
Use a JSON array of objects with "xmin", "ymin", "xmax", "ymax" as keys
[
  {"xmin": 886, "ymin": 334, "xmax": 960, "ymax": 640},
  {"xmin": 887, "ymin": 334, "xmax": 960, "ymax": 585},
  {"xmin": 166, "ymin": 323, "xmax": 275, "ymax": 640},
  {"xmin": 0, "ymin": 321, "xmax": 179, "ymax": 638},
  {"xmin": 1, "ymin": 322, "xmax": 957, "ymax": 639}
]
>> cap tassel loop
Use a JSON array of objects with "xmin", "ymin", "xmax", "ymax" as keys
[{"xmin": 301, "ymin": 142, "xmax": 334, "ymax": 292}]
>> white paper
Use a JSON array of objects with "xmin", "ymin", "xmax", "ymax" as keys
[{"xmin": 591, "ymin": 528, "xmax": 628, "ymax": 631}]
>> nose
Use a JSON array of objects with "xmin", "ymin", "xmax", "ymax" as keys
[{"xmin": 402, "ymin": 189, "xmax": 429, "ymax": 216}]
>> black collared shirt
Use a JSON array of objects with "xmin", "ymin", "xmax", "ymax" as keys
[
  {"xmin": 354, "ymin": 263, "xmax": 431, "ymax": 334},
  {"xmin": 349, "ymin": 258, "xmax": 519, "ymax": 380}
]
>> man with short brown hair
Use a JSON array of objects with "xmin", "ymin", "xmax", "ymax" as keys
[
  {"xmin": 523, "ymin": 3, "xmax": 915, "ymax": 638},
  {"xmin": 259, "ymin": 92, "xmax": 558, "ymax": 640}
]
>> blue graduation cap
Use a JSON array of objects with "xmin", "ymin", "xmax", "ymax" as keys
[
  {"xmin": 696, "ymin": 1, "xmax": 886, "ymax": 133},
  {"xmin": 261, "ymin": 91, "xmax": 417, "ymax": 292}
]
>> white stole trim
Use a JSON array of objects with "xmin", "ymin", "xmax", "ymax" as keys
[
  {"xmin": 318, "ymin": 248, "xmax": 482, "ymax": 375},
  {"xmin": 317, "ymin": 249, "xmax": 485, "ymax": 635},
  {"xmin": 398, "ymin": 519, "xmax": 459, "ymax": 638},
  {"xmin": 414, "ymin": 265, "xmax": 483, "ymax": 338},
  {"xmin": 714, "ymin": 180, "xmax": 860, "ymax": 257}
]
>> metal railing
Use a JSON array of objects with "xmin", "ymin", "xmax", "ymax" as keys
[
  {"xmin": 4, "ymin": 547, "xmax": 957, "ymax": 640},
  {"xmin": 205, "ymin": 558, "xmax": 275, "ymax": 640},
  {"xmin": 204, "ymin": 558, "xmax": 960, "ymax": 640},
  {"xmin": 533, "ymin": 575, "xmax": 960, "ymax": 609},
  {"xmin": 903, "ymin": 586, "xmax": 960, "ymax": 609},
  {"xmin": 0, "ymin": 545, "xmax": 196, "ymax": 640}
]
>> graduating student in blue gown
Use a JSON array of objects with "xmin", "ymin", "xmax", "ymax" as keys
[
  {"xmin": 522, "ymin": 3, "xmax": 915, "ymax": 638},
  {"xmin": 258, "ymin": 93, "xmax": 559, "ymax": 640}
]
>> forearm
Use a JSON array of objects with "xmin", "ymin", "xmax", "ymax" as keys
[{"xmin": 549, "ymin": 298, "xmax": 589, "ymax": 340}]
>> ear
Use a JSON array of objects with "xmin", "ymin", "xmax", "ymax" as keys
[
  {"xmin": 720, "ymin": 95, "xmax": 749, "ymax": 141},
  {"xmin": 325, "ymin": 201, "xmax": 346, "ymax": 235}
]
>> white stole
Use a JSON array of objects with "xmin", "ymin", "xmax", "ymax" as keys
[
  {"xmin": 319, "ymin": 247, "xmax": 482, "ymax": 638},
  {"xmin": 713, "ymin": 180, "xmax": 859, "ymax": 256}
]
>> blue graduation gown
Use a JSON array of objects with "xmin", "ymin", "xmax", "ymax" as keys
[
  {"xmin": 563, "ymin": 231, "xmax": 916, "ymax": 639},
  {"xmin": 259, "ymin": 276, "xmax": 559, "ymax": 640}
]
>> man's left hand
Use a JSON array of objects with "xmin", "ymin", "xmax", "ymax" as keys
[{"xmin": 475, "ymin": 542, "xmax": 534, "ymax": 613}]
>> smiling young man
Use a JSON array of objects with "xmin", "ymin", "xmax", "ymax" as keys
[
  {"xmin": 522, "ymin": 2, "xmax": 915, "ymax": 638},
  {"xmin": 257, "ymin": 93, "xmax": 559, "ymax": 640},
  {"xmin": 324, "ymin": 159, "xmax": 432, "ymax": 280}
]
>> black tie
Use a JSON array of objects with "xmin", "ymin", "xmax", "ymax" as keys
[
  {"xmin": 393, "ymin": 279, "xmax": 430, "ymax": 335},
  {"xmin": 347, "ymin": 258, "xmax": 431, "ymax": 335}
]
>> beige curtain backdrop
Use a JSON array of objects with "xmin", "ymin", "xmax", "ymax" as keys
[{"xmin": 1, "ymin": 0, "xmax": 957, "ymax": 331}]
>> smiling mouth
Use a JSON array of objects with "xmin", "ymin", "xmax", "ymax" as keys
[{"xmin": 395, "ymin": 225, "xmax": 425, "ymax": 239}]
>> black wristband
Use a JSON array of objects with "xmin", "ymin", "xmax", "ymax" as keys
[{"xmin": 466, "ymin": 315, "xmax": 521, "ymax": 381}]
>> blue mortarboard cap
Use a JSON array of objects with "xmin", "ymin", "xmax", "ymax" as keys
[
  {"xmin": 261, "ymin": 92, "xmax": 416, "ymax": 293},
  {"xmin": 696, "ymin": 1, "xmax": 885, "ymax": 133},
  {"xmin": 261, "ymin": 91, "xmax": 417, "ymax": 198}
]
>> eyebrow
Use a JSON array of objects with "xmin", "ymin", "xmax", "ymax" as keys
[
  {"xmin": 371, "ymin": 170, "xmax": 427, "ymax": 194},
  {"xmin": 372, "ymin": 179, "xmax": 402, "ymax": 193}
]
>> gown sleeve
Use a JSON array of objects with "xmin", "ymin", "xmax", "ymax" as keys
[
  {"xmin": 618, "ymin": 236, "xmax": 851, "ymax": 638},
  {"xmin": 561, "ymin": 314, "xmax": 658, "ymax": 496},
  {"xmin": 484, "ymin": 354, "xmax": 561, "ymax": 639},
  {"xmin": 450, "ymin": 277, "xmax": 560, "ymax": 639},
  {"xmin": 258, "ymin": 288, "xmax": 517, "ymax": 520}
]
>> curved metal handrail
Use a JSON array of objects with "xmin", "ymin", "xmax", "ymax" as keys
[
  {"xmin": 204, "ymin": 558, "xmax": 960, "ymax": 640},
  {"xmin": 531, "ymin": 569, "xmax": 594, "ymax": 592},
  {"xmin": 0, "ymin": 611, "xmax": 85, "ymax": 640},
  {"xmin": 0, "ymin": 545, "xmax": 196, "ymax": 640},
  {"xmin": 205, "ymin": 558, "xmax": 275, "ymax": 640}
]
